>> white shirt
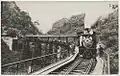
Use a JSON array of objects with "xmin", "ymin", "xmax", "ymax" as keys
[
  {"xmin": 80, "ymin": 36, "xmax": 83, "ymax": 46},
  {"xmin": 75, "ymin": 46, "xmax": 79, "ymax": 53},
  {"xmin": 90, "ymin": 30, "xmax": 93, "ymax": 35}
]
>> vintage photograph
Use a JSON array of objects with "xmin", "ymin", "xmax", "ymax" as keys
[{"xmin": 1, "ymin": 1, "xmax": 119, "ymax": 75}]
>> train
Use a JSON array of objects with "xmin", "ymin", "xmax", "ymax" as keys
[
  {"xmin": 11, "ymin": 28, "xmax": 97, "ymax": 60},
  {"xmin": 77, "ymin": 28, "xmax": 97, "ymax": 59}
]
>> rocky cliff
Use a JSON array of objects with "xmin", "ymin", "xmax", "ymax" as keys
[{"xmin": 47, "ymin": 13, "xmax": 85, "ymax": 35}]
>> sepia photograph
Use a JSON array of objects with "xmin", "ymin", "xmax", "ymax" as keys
[{"xmin": 1, "ymin": 1, "xmax": 119, "ymax": 75}]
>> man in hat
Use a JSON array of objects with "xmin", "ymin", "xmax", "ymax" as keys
[{"xmin": 84, "ymin": 28, "xmax": 89, "ymax": 35}]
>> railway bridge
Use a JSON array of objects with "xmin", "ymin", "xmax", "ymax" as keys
[{"xmin": 1, "ymin": 35, "xmax": 110, "ymax": 75}]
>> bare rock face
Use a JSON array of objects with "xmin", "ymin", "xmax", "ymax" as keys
[
  {"xmin": 47, "ymin": 13, "xmax": 85, "ymax": 35},
  {"xmin": 52, "ymin": 18, "xmax": 69, "ymax": 30}
]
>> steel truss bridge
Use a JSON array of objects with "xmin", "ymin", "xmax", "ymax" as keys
[{"xmin": 1, "ymin": 35, "xmax": 110, "ymax": 75}]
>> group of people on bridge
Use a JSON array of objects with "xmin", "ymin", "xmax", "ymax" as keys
[{"xmin": 27, "ymin": 28, "xmax": 104, "ymax": 73}]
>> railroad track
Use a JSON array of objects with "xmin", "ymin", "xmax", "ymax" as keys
[{"xmin": 49, "ymin": 55, "xmax": 96, "ymax": 75}]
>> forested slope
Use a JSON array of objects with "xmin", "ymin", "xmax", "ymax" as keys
[
  {"xmin": 1, "ymin": 1, "xmax": 42, "ymax": 37},
  {"xmin": 91, "ymin": 8, "xmax": 118, "ymax": 74},
  {"xmin": 1, "ymin": 1, "xmax": 42, "ymax": 64}
]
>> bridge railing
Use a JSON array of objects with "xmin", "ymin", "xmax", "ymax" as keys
[
  {"xmin": 102, "ymin": 49, "xmax": 110, "ymax": 74},
  {"xmin": 1, "ymin": 37, "xmax": 75, "ymax": 75},
  {"xmin": 2, "ymin": 50, "xmax": 70, "ymax": 74}
]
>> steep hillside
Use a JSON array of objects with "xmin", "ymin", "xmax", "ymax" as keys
[
  {"xmin": 1, "ymin": 1, "xmax": 42, "ymax": 64},
  {"xmin": 91, "ymin": 9, "xmax": 118, "ymax": 74},
  {"xmin": 1, "ymin": 1, "xmax": 42, "ymax": 37},
  {"xmin": 47, "ymin": 13, "xmax": 85, "ymax": 35}
]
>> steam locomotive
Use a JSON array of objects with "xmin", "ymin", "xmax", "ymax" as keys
[{"xmin": 78, "ymin": 28, "xmax": 97, "ymax": 59}]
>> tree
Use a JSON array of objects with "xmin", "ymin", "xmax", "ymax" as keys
[
  {"xmin": 1, "ymin": 1, "xmax": 42, "ymax": 37},
  {"xmin": 109, "ymin": 4, "xmax": 118, "ymax": 10},
  {"xmin": 91, "ymin": 5, "xmax": 118, "ymax": 74}
]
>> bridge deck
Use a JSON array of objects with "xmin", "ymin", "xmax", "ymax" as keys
[{"xmin": 91, "ymin": 56, "xmax": 104, "ymax": 75}]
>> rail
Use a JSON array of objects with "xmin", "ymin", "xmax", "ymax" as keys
[
  {"xmin": 32, "ymin": 52, "xmax": 79, "ymax": 75},
  {"xmin": 64, "ymin": 58, "xmax": 83, "ymax": 74},
  {"xmin": 84, "ymin": 59, "xmax": 94, "ymax": 74}
]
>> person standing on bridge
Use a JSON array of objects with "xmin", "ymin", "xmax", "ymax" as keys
[
  {"xmin": 96, "ymin": 43, "xmax": 104, "ymax": 57},
  {"xmin": 84, "ymin": 28, "xmax": 89, "ymax": 35},
  {"xmin": 77, "ymin": 31, "xmax": 84, "ymax": 57},
  {"xmin": 98, "ymin": 45, "xmax": 104, "ymax": 57},
  {"xmin": 57, "ymin": 46, "xmax": 61, "ymax": 61},
  {"xmin": 90, "ymin": 28, "xmax": 97, "ymax": 48},
  {"xmin": 75, "ymin": 45, "xmax": 79, "ymax": 54}
]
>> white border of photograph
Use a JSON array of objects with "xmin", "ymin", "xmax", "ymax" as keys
[{"xmin": 0, "ymin": 0, "xmax": 119, "ymax": 76}]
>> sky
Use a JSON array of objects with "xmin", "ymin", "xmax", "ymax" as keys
[{"xmin": 16, "ymin": 1, "xmax": 118, "ymax": 33}]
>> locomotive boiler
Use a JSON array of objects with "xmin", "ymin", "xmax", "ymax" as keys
[{"xmin": 78, "ymin": 28, "xmax": 97, "ymax": 59}]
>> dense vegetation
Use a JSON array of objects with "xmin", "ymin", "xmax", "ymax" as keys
[
  {"xmin": 1, "ymin": 1, "xmax": 42, "ymax": 64},
  {"xmin": 1, "ymin": 1, "xmax": 42, "ymax": 37},
  {"xmin": 91, "ymin": 5, "xmax": 118, "ymax": 74}
]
